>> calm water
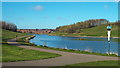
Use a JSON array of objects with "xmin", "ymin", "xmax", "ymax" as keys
[{"xmin": 30, "ymin": 34, "xmax": 119, "ymax": 54}]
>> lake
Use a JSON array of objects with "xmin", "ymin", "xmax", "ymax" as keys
[{"xmin": 30, "ymin": 34, "xmax": 119, "ymax": 55}]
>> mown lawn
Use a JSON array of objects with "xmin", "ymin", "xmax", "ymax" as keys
[
  {"xmin": 50, "ymin": 61, "xmax": 119, "ymax": 68},
  {"xmin": 2, "ymin": 29, "xmax": 61, "ymax": 62},
  {"xmin": 49, "ymin": 61, "xmax": 119, "ymax": 68},
  {"xmin": 66, "ymin": 60, "xmax": 119, "ymax": 66},
  {"xmin": 2, "ymin": 43, "xmax": 60, "ymax": 62}
]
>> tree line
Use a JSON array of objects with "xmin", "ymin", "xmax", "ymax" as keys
[
  {"xmin": 0, "ymin": 21, "xmax": 17, "ymax": 32},
  {"xmin": 56, "ymin": 19, "xmax": 109, "ymax": 33}
]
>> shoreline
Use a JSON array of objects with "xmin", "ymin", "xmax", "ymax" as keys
[{"xmin": 47, "ymin": 34, "xmax": 120, "ymax": 39}]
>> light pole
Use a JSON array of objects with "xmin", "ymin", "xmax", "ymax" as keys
[{"xmin": 107, "ymin": 24, "xmax": 112, "ymax": 55}]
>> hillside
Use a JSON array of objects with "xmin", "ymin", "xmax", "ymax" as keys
[
  {"xmin": 79, "ymin": 24, "xmax": 118, "ymax": 37},
  {"xmin": 54, "ymin": 19, "xmax": 119, "ymax": 37},
  {"xmin": 49, "ymin": 23, "xmax": 119, "ymax": 37},
  {"xmin": 56, "ymin": 19, "xmax": 109, "ymax": 33}
]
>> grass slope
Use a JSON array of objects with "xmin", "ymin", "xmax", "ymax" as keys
[
  {"xmin": 80, "ymin": 24, "xmax": 118, "ymax": 37},
  {"xmin": 48, "ymin": 24, "xmax": 118, "ymax": 37},
  {"xmin": 2, "ymin": 29, "xmax": 60, "ymax": 62}
]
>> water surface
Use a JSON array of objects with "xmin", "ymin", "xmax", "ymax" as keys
[{"xmin": 30, "ymin": 34, "xmax": 119, "ymax": 54}]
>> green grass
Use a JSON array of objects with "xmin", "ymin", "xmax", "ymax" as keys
[
  {"xmin": 66, "ymin": 60, "xmax": 119, "ymax": 66},
  {"xmin": 80, "ymin": 24, "xmax": 118, "ymax": 37},
  {"xmin": 2, "ymin": 43, "xmax": 61, "ymax": 62},
  {"xmin": 48, "ymin": 24, "xmax": 119, "ymax": 37},
  {"xmin": 2, "ymin": 29, "xmax": 27, "ymax": 42},
  {"xmin": 2, "ymin": 29, "xmax": 61, "ymax": 62},
  {"xmin": 50, "ymin": 61, "xmax": 119, "ymax": 68}
]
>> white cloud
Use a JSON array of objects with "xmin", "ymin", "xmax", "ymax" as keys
[{"xmin": 33, "ymin": 5, "xmax": 43, "ymax": 11}]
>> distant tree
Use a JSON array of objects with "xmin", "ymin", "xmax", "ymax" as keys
[
  {"xmin": 0, "ymin": 21, "xmax": 17, "ymax": 32},
  {"xmin": 56, "ymin": 19, "xmax": 109, "ymax": 33}
]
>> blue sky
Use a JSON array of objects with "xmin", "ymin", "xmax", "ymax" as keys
[
  {"xmin": 2, "ymin": 2, "xmax": 118, "ymax": 29},
  {"xmin": 2, "ymin": 0, "xmax": 119, "ymax": 2}
]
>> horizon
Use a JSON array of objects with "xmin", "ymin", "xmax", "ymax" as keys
[{"xmin": 2, "ymin": 2, "xmax": 118, "ymax": 29}]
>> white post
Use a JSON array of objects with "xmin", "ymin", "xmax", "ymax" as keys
[
  {"xmin": 107, "ymin": 31, "xmax": 111, "ymax": 55},
  {"xmin": 107, "ymin": 25, "xmax": 112, "ymax": 55},
  {"xmin": 107, "ymin": 31, "xmax": 111, "ymax": 42}
]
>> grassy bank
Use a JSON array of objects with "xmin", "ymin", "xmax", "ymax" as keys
[
  {"xmin": 48, "ymin": 24, "xmax": 119, "ymax": 37},
  {"xmin": 33, "ymin": 46, "xmax": 118, "ymax": 57},
  {"xmin": 2, "ymin": 29, "xmax": 61, "ymax": 62}
]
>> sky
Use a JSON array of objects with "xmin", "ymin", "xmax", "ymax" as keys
[
  {"xmin": 2, "ymin": 0, "xmax": 120, "ymax": 2},
  {"xmin": 2, "ymin": 2, "xmax": 118, "ymax": 29}
]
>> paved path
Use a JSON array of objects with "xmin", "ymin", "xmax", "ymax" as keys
[{"xmin": 3, "ymin": 36, "xmax": 118, "ymax": 66}]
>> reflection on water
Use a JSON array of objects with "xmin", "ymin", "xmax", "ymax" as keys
[{"xmin": 30, "ymin": 34, "xmax": 119, "ymax": 54}]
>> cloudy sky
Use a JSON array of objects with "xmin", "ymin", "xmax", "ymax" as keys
[{"xmin": 2, "ymin": 2, "xmax": 118, "ymax": 29}]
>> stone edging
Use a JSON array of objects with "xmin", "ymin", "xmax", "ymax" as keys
[{"xmin": 25, "ymin": 35, "xmax": 36, "ymax": 42}]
